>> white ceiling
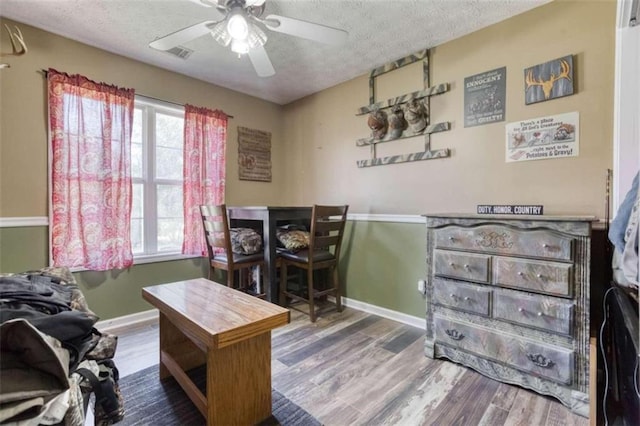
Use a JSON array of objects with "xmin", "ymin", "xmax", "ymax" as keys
[{"xmin": 1, "ymin": 0, "xmax": 550, "ymax": 105}]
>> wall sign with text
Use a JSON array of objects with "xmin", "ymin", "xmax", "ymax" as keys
[
  {"xmin": 464, "ymin": 66, "xmax": 506, "ymax": 127},
  {"xmin": 477, "ymin": 205, "xmax": 544, "ymax": 215},
  {"xmin": 506, "ymin": 111, "xmax": 579, "ymax": 163},
  {"xmin": 238, "ymin": 126, "xmax": 272, "ymax": 182}
]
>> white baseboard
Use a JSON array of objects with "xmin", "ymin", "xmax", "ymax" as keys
[
  {"xmin": 95, "ymin": 309, "xmax": 158, "ymax": 332},
  {"xmin": 336, "ymin": 296, "xmax": 426, "ymax": 330},
  {"xmin": 95, "ymin": 298, "xmax": 425, "ymax": 333}
]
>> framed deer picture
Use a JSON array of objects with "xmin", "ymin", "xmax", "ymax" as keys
[{"xmin": 524, "ymin": 55, "xmax": 574, "ymax": 105}]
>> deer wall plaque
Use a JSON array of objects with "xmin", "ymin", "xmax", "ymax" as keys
[{"xmin": 524, "ymin": 55, "xmax": 574, "ymax": 105}]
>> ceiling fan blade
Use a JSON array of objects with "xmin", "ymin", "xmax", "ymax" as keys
[
  {"xmin": 149, "ymin": 20, "xmax": 220, "ymax": 51},
  {"xmin": 263, "ymin": 14, "xmax": 348, "ymax": 46},
  {"xmin": 248, "ymin": 45, "xmax": 275, "ymax": 77},
  {"xmin": 186, "ymin": 0, "xmax": 214, "ymax": 7}
]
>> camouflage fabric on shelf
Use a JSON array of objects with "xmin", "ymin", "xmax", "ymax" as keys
[{"xmin": 230, "ymin": 228, "xmax": 263, "ymax": 255}]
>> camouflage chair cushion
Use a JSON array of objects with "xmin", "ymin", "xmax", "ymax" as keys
[
  {"xmin": 230, "ymin": 228, "xmax": 263, "ymax": 255},
  {"xmin": 276, "ymin": 228, "xmax": 310, "ymax": 253}
]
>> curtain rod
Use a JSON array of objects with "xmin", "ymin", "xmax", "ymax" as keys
[{"xmin": 39, "ymin": 69, "xmax": 234, "ymax": 119}]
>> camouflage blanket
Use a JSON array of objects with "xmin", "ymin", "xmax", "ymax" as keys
[{"xmin": 0, "ymin": 267, "xmax": 122, "ymax": 425}]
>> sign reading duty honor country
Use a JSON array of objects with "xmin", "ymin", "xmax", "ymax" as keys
[{"xmin": 477, "ymin": 205, "xmax": 544, "ymax": 215}]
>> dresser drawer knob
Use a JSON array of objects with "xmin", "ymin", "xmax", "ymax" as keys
[
  {"xmin": 449, "ymin": 262, "xmax": 454, "ymax": 267},
  {"xmin": 527, "ymin": 353, "xmax": 555, "ymax": 368},
  {"xmin": 536, "ymin": 274, "xmax": 542, "ymax": 278},
  {"xmin": 448, "ymin": 236, "xmax": 455, "ymax": 241},
  {"xmin": 464, "ymin": 296, "xmax": 470, "ymax": 301},
  {"xmin": 445, "ymin": 329, "xmax": 465, "ymax": 340},
  {"xmin": 464, "ymin": 264, "xmax": 470, "ymax": 269},
  {"xmin": 537, "ymin": 312, "xmax": 543, "ymax": 316},
  {"xmin": 450, "ymin": 293, "xmax": 455, "ymax": 298},
  {"xmin": 518, "ymin": 307, "xmax": 524, "ymax": 313},
  {"xmin": 542, "ymin": 243, "xmax": 549, "ymax": 248},
  {"xmin": 518, "ymin": 271, "xmax": 524, "ymax": 276}
]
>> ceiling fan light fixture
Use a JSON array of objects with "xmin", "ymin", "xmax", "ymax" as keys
[
  {"xmin": 227, "ymin": 10, "xmax": 249, "ymax": 40},
  {"xmin": 211, "ymin": 21, "xmax": 232, "ymax": 46},
  {"xmin": 246, "ymin": 24, "xmax": 267, "ymax": 48},
  {"xmin": 231, "ymin": 39, "xmax": 250, "ymax": 55}
]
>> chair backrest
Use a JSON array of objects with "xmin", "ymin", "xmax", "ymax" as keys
[
  {"xmin": 309, "ymin": 204, "xmax": 349, "ymax": 261},
  {"xmin": 200, "ymin": 204, "xmax": 233, "ymax": 264}
]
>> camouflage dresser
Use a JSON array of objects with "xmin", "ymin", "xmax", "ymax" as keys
[{"xmin": 424, "ymin": 214, "xmax": 594, "ymax": 418}]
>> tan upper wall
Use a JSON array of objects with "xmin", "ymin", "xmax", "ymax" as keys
[
  {"xmin": 1, "ymin": 0, "xmax": 616, "ymax": 220},
  {"xmin": 0, "ymin": 18, "xmax": 286, "ymax": 217},
  {"xmin": 282, "ymin": 0, "xmax": 616, "ymax": 218}
]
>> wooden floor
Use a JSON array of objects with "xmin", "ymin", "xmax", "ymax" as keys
[{"xmin": 109, "ymin": 307, "xmax": 588, "ymax": 426}]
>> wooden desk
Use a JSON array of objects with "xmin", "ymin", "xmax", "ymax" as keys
[
  {"xmin": 227, "ymin": 206, "xmax": 312, "ymax": 303},
  {"xmin": 142, "ymin": 278, "xmax": 290, "ymax": 426}
]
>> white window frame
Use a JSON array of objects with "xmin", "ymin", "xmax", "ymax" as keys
[{"xmin": 132, "ymin": 96, "xmax": 195, "ymax": 264}]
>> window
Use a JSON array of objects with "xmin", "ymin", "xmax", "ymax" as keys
[{"xmin": 131, "ymin": 97, "xmax": 185, "ymax": 257}]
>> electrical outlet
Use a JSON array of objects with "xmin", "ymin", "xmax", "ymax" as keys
[{"xmin": 418, "ymin": 279, "xmax": 426, "ymax": 294}]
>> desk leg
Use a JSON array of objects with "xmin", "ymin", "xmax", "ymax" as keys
[{"xmin": 206, "ymin": 332, "xmax": 272, "ymax": 425}]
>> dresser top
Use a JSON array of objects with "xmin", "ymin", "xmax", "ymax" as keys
[{"xmin": 423, "ymin": 213, "xmax": 597, "ymax": 222}]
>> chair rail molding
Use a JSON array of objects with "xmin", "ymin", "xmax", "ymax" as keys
[
  {"xmin": 347, "ymin": 213, "xmax": 424, "ymax": 224},
  {"xmin": 0, "ymin": 214, "xmax": 426, "ymax": 227},
  {"xmin": 0, "ymin": 217, "xmax": 48, "ymax": 228}
]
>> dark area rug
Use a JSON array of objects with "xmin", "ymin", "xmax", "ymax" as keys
[{"xmin": 116, "ymin": 365, "xmax": 321, "ymax": 426}]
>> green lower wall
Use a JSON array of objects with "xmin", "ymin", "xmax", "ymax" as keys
[
  {"xmin": 341, "ymin": 221, "xmax": 426, "ymax": 318},
  {"xmin": 75, "ymin": 259, "xmax": 208, "ymax": 319},
  {"xmin": 0, "ymin": 226, "xmax": 208, "ymax": 319},
  {"xmin": 0, "ymin": 227, "xmax": 49, "ymax": 272},
  {"xmin": 1, "ymin": 220, "xmax": 427, "ymax": 320}
]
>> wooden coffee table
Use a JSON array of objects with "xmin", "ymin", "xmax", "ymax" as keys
[{"xmin": 142, "ymin": 278, "xmax": 290, "ymax": 425}]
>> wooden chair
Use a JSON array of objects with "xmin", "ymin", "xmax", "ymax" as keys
[
  {"xmin": 200, "ymin": 204, "xmax": 265, "ymax": 297},
  {"xmin": 279, "ymin": 204, "xmax": 349, "ymax": 322}
]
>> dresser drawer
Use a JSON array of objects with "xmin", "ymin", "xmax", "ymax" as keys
[
  {"xmin": 433, "ymin": 278, "xmax": 491, "ymax": 316},
  {"xmin": 435, "ymin": 225, "xmax": 574, "ymax": 261},
  {"xmin": 434, "ymin": 250, "xmax": 490, "ymax": 283},
  {"xmin": 493, "ymin": 288, "xmax": 574, "ymax": 335},
  {"xmin": 434, "ymin": 316, "xmax": 574, "ymax": 384},
  {"xmin": 493, "ymin": 257, "xmax": 572, "ymax": 297}
]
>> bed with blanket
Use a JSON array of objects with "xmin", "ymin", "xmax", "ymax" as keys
[{"xmin": 0, "ymin": 267, "xmax": 124, "ymax": 426}]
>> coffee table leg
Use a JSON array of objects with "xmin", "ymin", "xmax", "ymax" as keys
[
  {"xmin": 206, "ymin": 332, "xmax": 272, "ymax": 425},
  {"xmin": 159, "ymin": 313, "xmax": 175, "ymax": 379},
  {"xmin": 159, "ymin": 312, "xmax": 205, "ymax": 379}
]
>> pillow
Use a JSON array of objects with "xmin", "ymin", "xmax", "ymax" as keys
[
  {"xmin": 230, "ymin": 228, "xmax": 263, "ymax": 255},
  {"xmin": 276, "ymin": 228, "xmax": 310, "ymax": 252}
]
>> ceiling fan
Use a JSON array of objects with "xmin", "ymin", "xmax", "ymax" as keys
[{"xmin": 149, "ymin": 0, "xmax": 348, "ymax": 77}]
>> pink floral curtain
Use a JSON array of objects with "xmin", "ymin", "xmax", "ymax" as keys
[
  {"xmin": 182, "ymin": 105, "xmax": 227, "ymax": 255},
  {"xmin": 48, "ymin": 69, "xmax": 135, "ymax": 270}
]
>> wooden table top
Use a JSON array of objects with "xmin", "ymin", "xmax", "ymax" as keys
[{"xmin": 142, "ymin": 278, "xmax": 290, "ymax": 349}]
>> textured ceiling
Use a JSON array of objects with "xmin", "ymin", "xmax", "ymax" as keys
[{"xmin": 1, "ymin": 0, "xmax": 550, "ymax": 105}]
